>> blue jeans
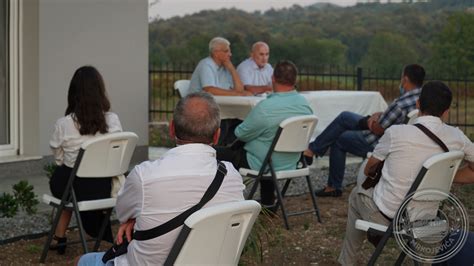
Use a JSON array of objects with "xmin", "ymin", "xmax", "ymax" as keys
[
  {"xmin": 434, "ymin": 231, "xmax": 474, "ymax": 265},
  {"xmin": 78, "ymin": 252, "xmax": 114, "ymax": 266},
  {"xmin": 308, "ymin": 111, "xmax": 374, "ymax": 190}
]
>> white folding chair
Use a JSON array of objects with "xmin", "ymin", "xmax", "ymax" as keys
[
  {"xmin": 40, "ymin": 132, "xmax": 138, "ymax": 263},
  {"xmin": 164, "ymin": 200, "xmax": 261, "ymax": 266},
  {"xmin": 355, "ymin": 151, "xmax": 464, "ymax": 265},
  {"xmin": 240, "ymin": 115, "xmax": 321, "ymax": 229},
  {"xmin": 174, "ymin": 80, "xmax": 191, "ymax": 98}
]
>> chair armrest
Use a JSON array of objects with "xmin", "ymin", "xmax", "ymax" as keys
[{"xmin": 355, "ymin": 219, "xmax": 388, "ymax": 233}]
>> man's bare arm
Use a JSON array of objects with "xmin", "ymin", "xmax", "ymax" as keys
[
  {"xmin": 454, "ymin": 161, "xmax": 474, "ymax": 184},
  {"xmin": 244, "ymin": 85, "xmax": 273, "ymax": 95},
  {"xmin": 223, "ymin": 60, "xmax": 244, "ymax": 92},
  {"xmin": 203, "ymin": 86, "xmax": 252, "ymax": 96},
  {"xmin": 364, "ymin": 156, "xmax": 383, "ymax": 177},
  {"xmin": 368, "ymin": 112, "xmax": 385, "ymax": 136}
]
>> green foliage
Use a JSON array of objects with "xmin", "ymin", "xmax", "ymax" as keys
[
  {"xmin": 430, "ymin": 13, "xmax": 474, "ymax": 76},
  {"xmin": 241, "ymin": 210, "xmax": 275, "ymax": 263},
  {"xmin": 13, "ymin": 180, "xmax": 40, "ymax": 215},
  {"xmin": 360, "ymin": 32, "xmax": 418, "ymax": 76},
  {"xmin": 272, "ymin": 37, "xmax": 347, "ymax": 66},
  {"xmin": 149, "ymin": 1, "xmax": 473, "ymax": 68},
  {"xmin": 0, "ymin": 181, "xmax": 39, "ymax": 217},
  {"xmin": 26, "ymin": 244, "xmax": 42, "ymax": 254},
  {"xmin": 43, "ymin": 163, "xmax": 57, "ymax": 179},
  {"xmin": 0, "ymin": 193, "xmax": 19, "ymax": 218}
]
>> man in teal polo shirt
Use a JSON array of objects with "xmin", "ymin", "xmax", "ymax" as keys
[{"xmin": 216, "ymin": 60, "xmax": 313, "ymax": 207}]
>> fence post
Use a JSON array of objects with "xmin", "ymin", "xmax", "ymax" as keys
[{"xmin": 357, "ymin": 67, "xmax": 363, "ymax": 91}]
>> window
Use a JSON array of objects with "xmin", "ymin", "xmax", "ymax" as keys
[{"xmin": 0, "ymin": 0, "xmax": 19, "ymax": 156}]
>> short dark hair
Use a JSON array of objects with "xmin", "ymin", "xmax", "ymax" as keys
[
  {"xmin": 273, "ymin": 60, "xmax": 298, "ymax": 86},
  {"xmin": 173, "ymin": 92, "xmax": 220, "ymax": 143},
  {"xmin": 403, "ymin": 64, "xmax": 425, "ymax": 88},
  {"xmin": 419, "ymin": 81, "xmax": 452, "ymax": 117}
]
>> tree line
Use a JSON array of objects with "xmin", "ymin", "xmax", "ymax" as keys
[{"xmin": 149, "ymin": 0, "xmax": 474, "ymax": 77}]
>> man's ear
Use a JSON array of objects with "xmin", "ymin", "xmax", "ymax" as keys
[
  {"xmin": 212, "ymin": 128, "xmax": 221, "ymax": 145},
  {"xmin": 416, "ymin": 99, "xmax": 420, "ymax": 110},
  {"xmin": 169, "ymin": 120, "xmax": 176, "ymax": 139}
]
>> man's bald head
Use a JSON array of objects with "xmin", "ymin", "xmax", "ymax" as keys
[
  {"xmin": 251, "ymin": 42, "xmax": 270, "ymax": 68},
  {"xmin": 173, "ymin": 92, "xmax": 221, "ymax": 143}
]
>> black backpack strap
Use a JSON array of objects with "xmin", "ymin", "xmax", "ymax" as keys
[
  {"xmin": 133, "ymin": 161, "xmax": 227, "ymax": 241},
  {"xmin": 413, "ymin": 124, "xmax": 449, "ymax": 152}
]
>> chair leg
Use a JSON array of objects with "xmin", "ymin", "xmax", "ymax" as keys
[
  {"xmin": 281, "ymin": 179, "xmax": 292, "ymax": 197},
  {"xmin": 40, "ymin": 205, "xmax": 66, "ymax": 263},
  {"xmin": 246, "ymin": 175, "xmax": 261, "ymax": 200},
  {"xmin": 73, "ymin": 205, "xmax": 89, "ymax": 254},
  {"xmin": 274, "ymin": 179, "xmax": 291, "ymax": 211},
  {"xmin": 305, "ymin": 175, "xmax": 322, "ymax": 223},
  {"xmin": 394, "ymin": 251, "xmax": 407, "ymax": 266},
  {"xmin": 273, "ymin": 177, "xmax": 290, "ymax": 230},
  {"xmin": 94, "ymin": 209, "xmax": 112, "ymax": 251},
  {"xmin": 368, "ymin": 224, "xmax": 393, "ymax": 266}
]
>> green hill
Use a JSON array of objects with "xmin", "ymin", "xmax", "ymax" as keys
[{"xmin": 149, "ymin": 0, "xmax": 474, "ymax": 75}]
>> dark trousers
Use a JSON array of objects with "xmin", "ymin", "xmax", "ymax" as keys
[
  {"xmin": 215, "ymin": 143, "xmax": 275, "ymax": 205},
  {"xmin": 218, "ymin": 119, "xmax": 242, "ymax": 146},
  {"xmin": 50, "ymin": 165, "xmax": 113, "ymax": 242}
]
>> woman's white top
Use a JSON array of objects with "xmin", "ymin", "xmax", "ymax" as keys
[{"xmin": 50, "ymin": 112, "xmax": 123, "ymax": 168}]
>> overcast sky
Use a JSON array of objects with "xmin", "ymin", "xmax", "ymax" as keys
[{"xmin": 149, "ymin": 0, "xmax": 361, "ymax": 20}]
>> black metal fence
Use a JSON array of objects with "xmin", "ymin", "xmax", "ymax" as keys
[{"xmin": 149, "ymin": 64, "xmax": 474, "ymax": 141}]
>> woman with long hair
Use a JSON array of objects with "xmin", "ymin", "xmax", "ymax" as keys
[{"xmin": 49, "ymin": 66, "xmax": 122, "ymax": 254}]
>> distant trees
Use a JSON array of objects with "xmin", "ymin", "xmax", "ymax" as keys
[
  {"xmin": 360, "ymin": 32, "xmax": 417, "ymax": 75},
  {"xmin": 431, "ymin": 13, "xmax": 474, "ymax": 76},
  {"xmin": 149, "ymin": 0, "xmax": 474, "ymax": 76}
]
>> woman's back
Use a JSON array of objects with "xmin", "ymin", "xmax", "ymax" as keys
[{"xmin": 50, "ymin": 112, "xmax": 122, "ymax": 168}]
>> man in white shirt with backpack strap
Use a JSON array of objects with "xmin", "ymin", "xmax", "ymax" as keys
[{"xmin": 339, "ymin": 81, "xmax": 474, "ymax": 265}]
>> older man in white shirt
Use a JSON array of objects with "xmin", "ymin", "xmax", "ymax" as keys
[
  {"xmin": 237, "ymin": 41, "xmax": 273, "ymax": 95},
  {"xmin": 77, "ymin": 92, "xmax": 245, "ymax": 266}
]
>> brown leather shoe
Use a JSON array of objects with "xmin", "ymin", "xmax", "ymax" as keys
[{"xmin": 315, "ymin": 187, "xmax": 342, "ymax": 197}]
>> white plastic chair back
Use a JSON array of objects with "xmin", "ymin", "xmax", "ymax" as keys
[
  {"xmin": 76, "ymin": 132, "xmax": 138, "ymax": 178},
  {"xmin": 407, "ymin": 151, "xmax": 463, "ymax": 221},
  {"xmin": 170, "ymin": 200, "xmax": 261, "ymax": 265},
  {"xmin": 413, "ymin": 150, "xmax": 464, "ymax": 200},
  {"xmin": 274, "ymin": 115, "xmax": 318, "ymax": 152},
  {"xmin": 174, "ymin": 80, "xmax": 191, "ymax": 98},
  {"xmin": 407, "ymin": 109, "xmax": 419, "ymax": 125}
]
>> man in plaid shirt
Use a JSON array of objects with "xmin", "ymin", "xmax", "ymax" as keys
[{"xmin": 304, "ymin": 64, "xmax": 425, "ymax": 197}]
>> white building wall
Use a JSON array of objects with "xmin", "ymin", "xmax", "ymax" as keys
[{"xmin": 38, "ymin": 0, "xmax": 148, "ymax": 155}]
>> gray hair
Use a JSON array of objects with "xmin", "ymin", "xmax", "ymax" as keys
[
  {"xmin": 251, "ymin": 41, "xmax": 269, "ymax": 52},
  {"xmin": 173, "ymin": 92, "xmax": 221, "ymax": 143},
  {"xmin": 209, "ymin": 37, "xmax": 230, "ymax": 54}
]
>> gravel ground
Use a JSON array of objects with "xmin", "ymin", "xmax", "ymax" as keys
[{"xmin": 0, "ymin": 162, "xmax": 361, "ymax": 244}]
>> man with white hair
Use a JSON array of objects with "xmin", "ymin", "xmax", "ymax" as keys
[
  {"xmin": 237, "ymin": 41, "xmax": 273, "ymax": 95},
  {"xmin": 190, "ymin": 37, "xmax": 252, "ymax": 96}
]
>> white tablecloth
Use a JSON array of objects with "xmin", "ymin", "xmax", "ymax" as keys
[{"xmin": 214, "ymin": 90, "xmax": 388, "ymax": 138}]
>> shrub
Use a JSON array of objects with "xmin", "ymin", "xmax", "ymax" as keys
[
  {"xmin": 13, "ymin": 180, "xmax": 39, "ymax": 215},
  {"xmin": 0, "ymin": 180, "xmax": 39, "ymax": 217},
  {"xmin": 0, "ymin": 193, "xmax": 19, "ymax": 218}
]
